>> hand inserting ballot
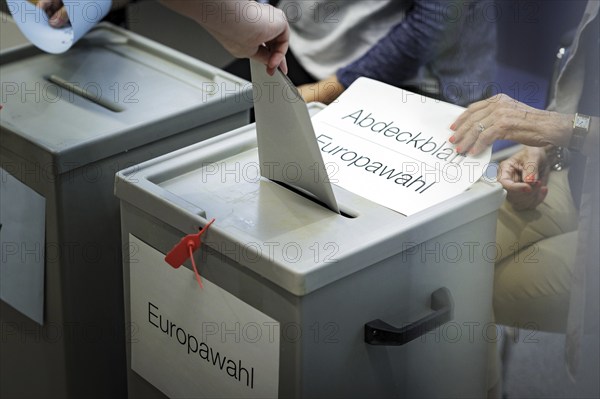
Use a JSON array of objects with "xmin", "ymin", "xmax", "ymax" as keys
[{"xmin": 37, "ymin": 0, "xmax": 289, "ymax": 76}]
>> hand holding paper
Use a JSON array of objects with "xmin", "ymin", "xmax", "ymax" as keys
[
  {"xmin": 35, "ymin": 0, "xmax": 69, "ymax": 27},
  {"xmin": 160, "ymin": 0, "xmax": 289, "ymax": 75},
  {"xmin": 7, "ymin": 0, "xmax": 112, "ymax": 53},
  {"xmin": 9, "ymin": 0, "xmax": 289, "ymax": 75},
  {"xmin": 311, "ymin": 78, "xmax": 492, "ymax": 216},
  {"xmin": 250, "ymin": 59, "xmax": 339, "ymax": 213}
]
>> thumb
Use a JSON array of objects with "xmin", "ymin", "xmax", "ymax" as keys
[
  {"xmin": 522, "ymin": 150, "xmax": 544, "ymax": 184},
  {"xmin": 49, "ymin": 6, "xmax": 69, "ymax": 28}
]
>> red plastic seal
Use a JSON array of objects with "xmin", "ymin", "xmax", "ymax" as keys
[{"xmin": 164, "ymin": 218, "xmax": 215, "ymax": 288}]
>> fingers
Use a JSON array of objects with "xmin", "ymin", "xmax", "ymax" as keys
[
  {"xmin": 449, "ymin": 94, "xmax": 521, "ymax": 155},
  {"xmin": 498, "ymin": 148, "xmax": 549, "ymax": 210},
  {"xmin": 267, "ymin": 49, "xmax": 287, "ymax": 75},
  {"xmin": 278, "ymin": 56, "xmax": 288, "ymax": 75},
  {"xmin": 193, "ymin": 2, "xmax": 290, "ymax": 75},
  {"xmin": 521, "ymin": 150, "xmax": 543, "ymax": 184},
  {"xmin": 450, "ymin": 99, "xmax": 495, "ymax": 155},
  {"xmin": 508, "ymin": 185, "xmax": 548, "ymax": 211},
  {"xmin": 502, "ymin": 179, "xmax": 532, "ymax": 193},
  {"xmin": 266, "ymin": 48, "xmax": 287, "ymax": 76},
  {"xmin": 450, "ymin": 94, "xmax": 553, "ymax": 155},
  {"xmin": 453, "ymin": 117, "xmax": 498, "ymax": 155},
  {"xmin": 252, "ymin": 46, "xmax": 273, "ymax": 72},
  {"xmin": 498, "ymin": 159, "xmax": 529, "ymax": 191},
  {"xmin": 252, "ymin": 48, "xmax": 286, "ymax": 76},
  {"xmin": 503, "ymin": 161, "xmax": 547, "ymax": 210},
  {"xmin": 49, "ymin": 6, "xmax": 69, "ymax": 28},
  {"xmin": 36, "ymin": 0, "xmax": 57, "ymax": 11},
  {"xmin": 248, "ymin": 4, "xmax": 289, "ymax": 76},
  {"xmin": 450, "ymin": 98, "xmax": 490, "ymax": 131},
  {"xmin": 538, "ymin": 185, "xmax": 549, "ymax": 204},
  {"xmin": 253, "ymin": 35, "xmax": 289, "ymax": 76},
  {"xmin": 266, "ymin": 26, "xmax": 289, "ymax": 75},
  {"xmin": 36, "ymin": 0, "xmax": 69, "ymax": 28}
]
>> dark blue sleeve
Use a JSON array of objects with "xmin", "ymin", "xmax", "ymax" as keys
[{"xmin": 337, "ymin": 0, "xmax": 462, "ymax": 88}]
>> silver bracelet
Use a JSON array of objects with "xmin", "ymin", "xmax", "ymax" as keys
[{"xmin": 551, "ymin": 146, "xmax": 570, "ymax": 171}]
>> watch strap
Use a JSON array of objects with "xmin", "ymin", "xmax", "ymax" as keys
[{"xmin": 569, "ymin": 113, "xmax": 591, "ymax": 152}]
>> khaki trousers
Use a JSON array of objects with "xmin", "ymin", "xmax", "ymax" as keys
[
  {"xmin": 487, "ymin": 170, "xmax": 579, "ymax": 396},
  {"xmin": 494, "ymin": 169, "xmax": 579, "ymax": 333}
]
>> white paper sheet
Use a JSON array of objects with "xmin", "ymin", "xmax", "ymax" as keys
[
  {"xmin": 129, "ymin": 234, "xmax": 280, "ymax": 399},
  {"xmin": 312, "ymin": 78, "xmax": 492, "ymax": 216},
  {"xmin": 7, "ymin": 0, "xmax": 112, "ymax": 54},
  {"xmin": 251, "ymin": 60, "xmax": 339, "ymax": 213},
  {"xmin": 0, "ymin": 167, "xmax": 45, "ymax": 324}
]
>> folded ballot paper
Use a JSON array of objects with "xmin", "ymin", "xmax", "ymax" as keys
[
  {"xmin": 252, "ymin": 62, "xmax": 491, "ymax": 216},
  {"xmin": 251, "ymin": 60, "xmax": 340, "ymax": 213},
  {"xmin": 7, "ymin": 0, "xmax": 112, "ymax": 54}
]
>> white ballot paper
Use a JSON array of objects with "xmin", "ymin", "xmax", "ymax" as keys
[
  {"xmin": 7, "ymin": 0, "xmax": 112, "ymax": 54},
  {"xmin": 311, "ymin": 78, "xmax": 492, "ymax": 216},
  {"xmin": 251, "ymin": 60, "xmax": 339, "ymax": 213}
]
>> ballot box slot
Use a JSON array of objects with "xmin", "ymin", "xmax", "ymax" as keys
[
  {"xmin": 273, "ymin": 179, "xmax": 357, "ymax": 218},
  {"xmin": 46, "ymin": 74, "xmax": 125, "ymax": 113}
]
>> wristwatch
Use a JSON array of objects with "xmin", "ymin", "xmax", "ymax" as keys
[{"xmin": 569, "ymin": 113, "xmax": 591, "ymax": 152}]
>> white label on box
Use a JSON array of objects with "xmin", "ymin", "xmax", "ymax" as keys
[
  {"xmin": 0, "ymin": 167, "xmax": 45, "ymax": 325},
  {"xmin": 129, "ymin": 234, "xmax": 279, "ymax": 398}
]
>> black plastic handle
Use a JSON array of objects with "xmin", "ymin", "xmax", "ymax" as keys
[{"xmin": 365, "ymin": 287, "xmax": 454, "ymax": 346}]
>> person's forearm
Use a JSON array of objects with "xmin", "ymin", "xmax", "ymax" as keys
[
  {"xmin": 160, "ymin": 0, "xmax": 289, "ymax": 74},
  {"xmin": 337, "ymin": 0, "xmax": 462, "ymax": 88}
]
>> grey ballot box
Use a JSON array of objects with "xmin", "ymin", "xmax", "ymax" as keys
[
  {"xmin": 0, "ymin": 23, "xmax": 252, "ymax": 398},
  {"xmin": 116, "ymin": 103, "xmax": 506, "ymax": 398}
]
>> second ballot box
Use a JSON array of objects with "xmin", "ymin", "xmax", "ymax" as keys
[
  {"xmin": 115, "ymin": 103, "xmax": 505, "ymax": 398},
  {"xmin": 0, "ymin": 23, "xmax": 251, "ymax": 398}
]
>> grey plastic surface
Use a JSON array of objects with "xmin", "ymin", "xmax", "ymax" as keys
[
  {"xmin": 0, "ymin": 23, "xmax": 252, "ymax": 173},
  {"xmin": 0, "ymin": 12, "xmax": 28, "ymax": 50},
  {"xmin": 117, "ymin": 103, "xmax": 506, "ymax": 398},
  {"xmin": 0, "ymin": 22, "xmax": 252, "ymax": 399},
  {"xmin": 116, "ymin": 103, "xmax": 505, "ymax": 296}
]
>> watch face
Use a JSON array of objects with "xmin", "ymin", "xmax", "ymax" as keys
[{"xmin": 575, "ymin": 114, "xmax": 591, "ymax": 129}]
